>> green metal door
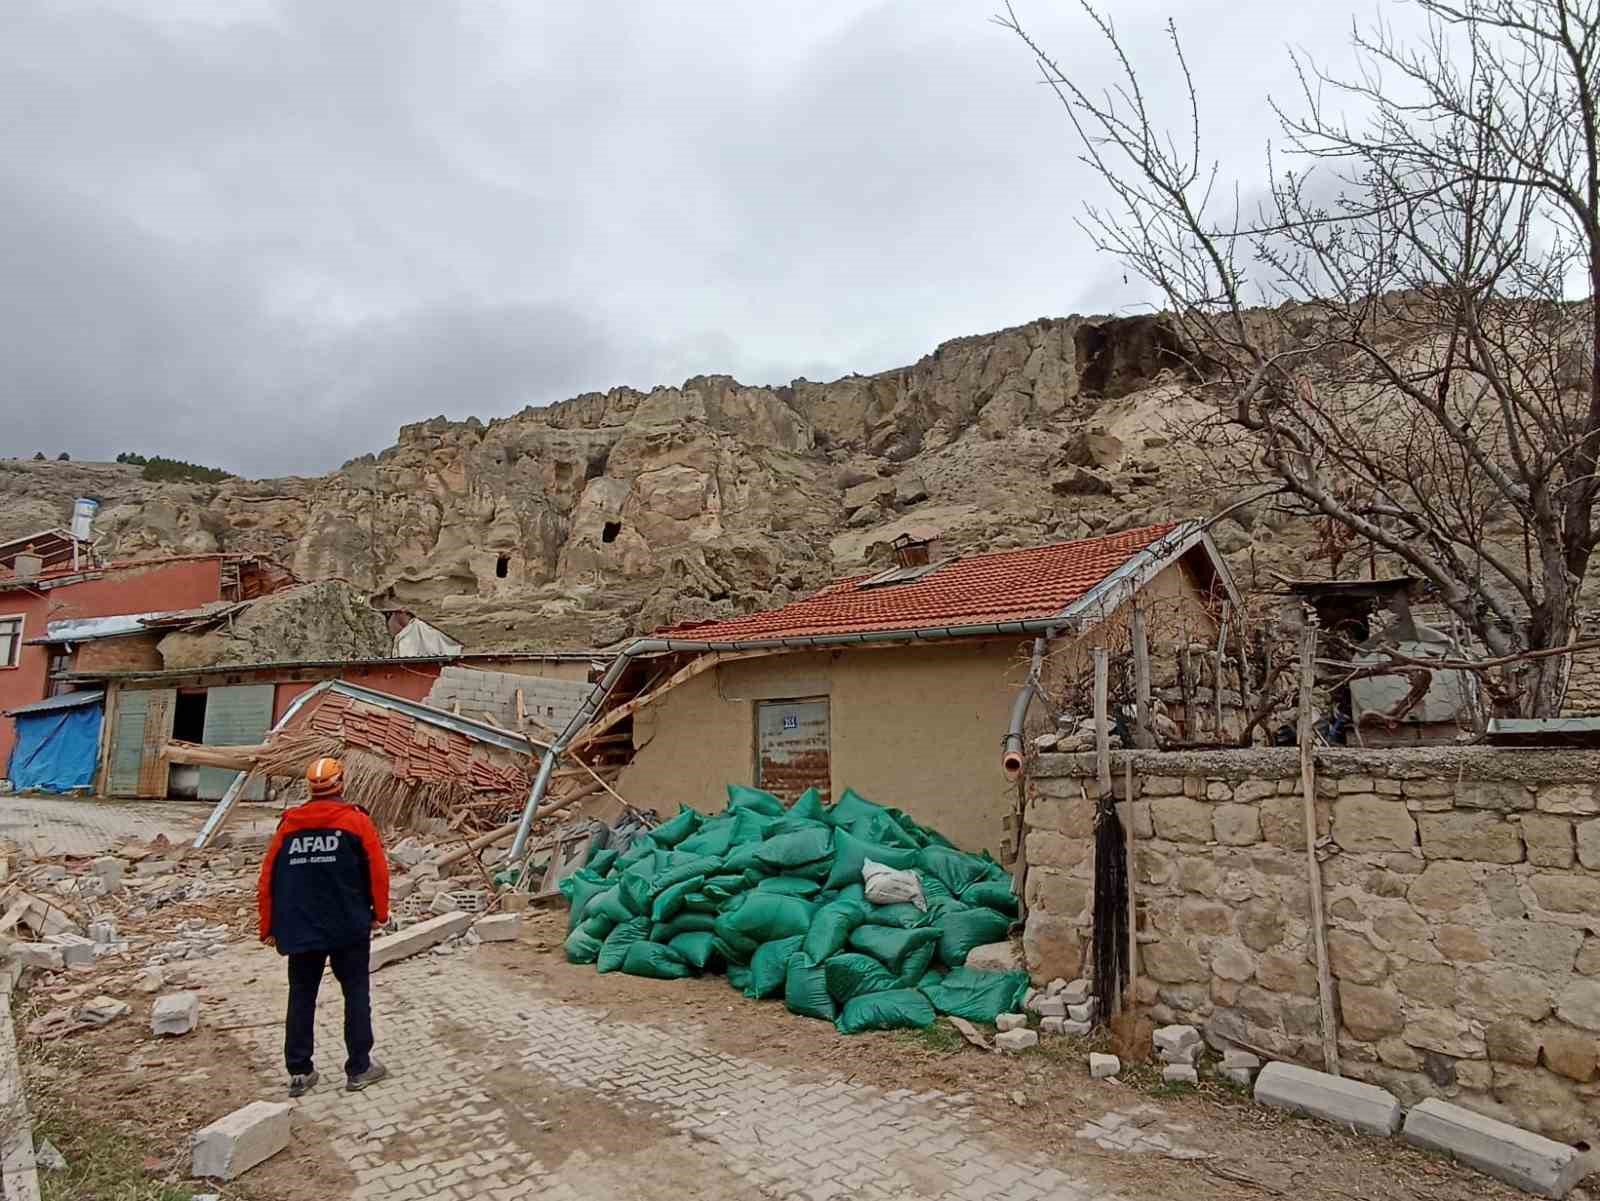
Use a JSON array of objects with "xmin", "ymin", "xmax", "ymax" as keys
[
  {"xmin": 197, "ymin": 684, "xmax": 276, "ymax": 801},
  {"xmin": 107, "ymin": 690, "xmax": 149, "ymax": 798}
]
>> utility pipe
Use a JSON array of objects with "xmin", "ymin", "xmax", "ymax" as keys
[{"xmin": 1001, "ymin": 634, "xmax": 1050, "ymax": 781}]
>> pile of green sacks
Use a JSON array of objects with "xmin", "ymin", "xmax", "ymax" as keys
[{"xmin": 560, "ymin": 784, "xmax": 1031, "ymax": 1035}]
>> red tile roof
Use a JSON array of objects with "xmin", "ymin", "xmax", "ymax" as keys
[{"xmin": 658, "ymin": 523, "xmax": 1182, "ymax": 643}]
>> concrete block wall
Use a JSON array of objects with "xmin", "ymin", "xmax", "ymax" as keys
[
  {"xmin": 1024, "ymin": 746, "xmax": 1600, "ymax": 1146},
  {"xmin": 424, "ymin": 665, "xmax": 590, "ymax": 732}
]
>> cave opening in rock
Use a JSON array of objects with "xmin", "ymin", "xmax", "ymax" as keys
[
  {"xmin": 602, "ymin": 521, "xmax": 622, "ymax": 544},
  {"xmin": 495, "ymin": 554, "xmax": 509, "ymax": 578}
]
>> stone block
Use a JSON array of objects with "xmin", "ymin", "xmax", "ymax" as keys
[
  {"xmin": 1530, "ymin": 875, "xmax": 1600, "ymax": 916},
  {"xmin": 1234, "ymin": 780, "xmax": 1277, "ymax": 804},
  {"xmin": 1328, "ymin": 930, "xmax": 1388, "ymax": 984},
  {"xmin": 1332, "ymin": 796, "xmax": 1417, "ymax": 853},
  {"xmin": 1260, "ymin": 797, "xmax": 1307, "ymax": 848},
  {"xmin": 1237, "ymin": 900, "xmax": 1287, "ymax": 952},
  {"xmin": 1213, "ymin": 804, "xmax": 1261, "ymax": 846},
  {"xmin": 1577, "ymin": 820, "xmax": 1600, "ymax": 870},
  {"xmin": 965, "ymin": 941, "xmax": 1024, "ymax": 973},
  {"xmin": 1222, "ymin": 1049, "xmax": 1261, "ymax": 1085},
  {"xmin": 1022, "ymin": 914, "xmax": 1081, "ymax": 981},
  {"xmin": 1340, "ymin": 983, "xmax": 1405, "ymax": 1040},
  {"xmin": 1179, "ymin": 898, "xmax": 1232, "ymax": 935},
  {"xmin": 11, "ymin": 943, "xmax": 63, "ymax": 971},
  {"xmin": 370, "ymin": 912, "xmax": 473, "ymax": 970},
  {"xmin": 1419, "ymin": 812, "xmax": 1524, "ymax": 863},
  {"xmin": 1254, "ymin": 1062, "xmax": 1402, "ymax": 1135},
  {"xmin": 995, "ymin": 1029, "xmax": 1038, "ymax": 1053},
  {"xmin": 1578, "ymin": 938, "xmax": 1600, "ymax": 976},
  {"xmin": 89, "ymin": 857, "xmax": 125, "ymax": 890},
  {"xmin": 79, "ymin": 996, "xmax": 129, "ymax": 1026},
  {"xmin": 1403, "ymin": 1098, "xmax": 1583, "ymax": 1198},
  {"xmin": 1555, "ymin": 979, "xmax": 1600, "ymax": 1031},
  {"xmin": 1407, "ymin": 861, "xmax": 1482, "ymax": 911},
  {"xmin": 1522, "ymin": 816, "xmax": 1575, "ymax": 868},
  {"xmin": 1153, "ymin": 1023, "xmax": 1202, "ymax": 1057},
  {"xmin": 1485, "ymin": 1017, "xmax": 1543, "ymax": 1066},
  {"xmin": 88, "ymin": 921, "xmax": 117, "ymax": 945},
  {"xmin": 1141, "ymin": 938, "xmax": 1208, "ymax": 984},
  {"xmin": 1089, "ymin": 1053, "xmax": 1120, "ymax": 1078},
  {"xmin": 1211, "ymin": 942, "xmax": 1255, "ymax": 983},
  {"xmin": 1457, "ymin": 781, "xmax": 1535, "ymax": 812},
  {"xmin": 1039, "ymin": 1017, "xmax": 1067, "ymax": 1035},
  {"xmin": 1257, "ymin": 953, "xmax": 1317, "ymax": 995},
  {"xmin": 995, "ymin": 1013, "xmax": 1028, "ymax": 1032},
  {"xmin": 1163, "ymin": 1064, "xmax": 1199, "ymax": 1085},
  {"xmin": 1028, "ymin": 996, "xmax": 1066, "ymax": 1018},
  {"xmin": 1058, "ymin": 1020, "xmax": 1093, "ymax": 1036},
  {"xmin": 1539, "ymin": 1027, "xmax": 1598, "ymax": 1082},
  {"xmin": 1535, "ymin": 784, "xmax": 1599, "ymax": 816},
  {"xmin": 1060, "ymin": 978, "xmax": 1090, "ymax": 1004},
  {"xmin": 152, "ymin": 991, "xmax": 201, "ymax": 1037},
  {"xmin": 47, "ymin": 934, "xmax": 95, "ymax": 967},
  {"xmin": 1151, "ymin": 798, "xmax": 1212, "ymax": 843},
  {"xmin": 191, "ymin": 1100, "xmax": 293, "ymax": 1181},
  {"xmin": 1068, "ymin": 999, "xmax": 1098, "ymax": 1023},
  {"xmin": 473, "ymin": 914, "xmax": 522, "ymax": 942}
]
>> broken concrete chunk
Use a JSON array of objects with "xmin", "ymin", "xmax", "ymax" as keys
[
  {"xmin": 1403, "ymin": 1099, "xmax": 1583, "ymax": 1199},
  {"xmin": 370, "ymin": 912, "xmax": 471, "ymax": 970},
  {"xmin": 1254, "ymin": 1062, "xmax": 1401, "ymax": 1136},
  {"xmin": 1090, "ymin": 1053, "xmax": 1121, "ymax": 1079},
  {"xmin": 11, "ymin": 943, "xmax": 64, "ymax": 971},
  {"xmin": 1221, "ymin": 1049, "xmax": 1261, "ymax": 1085},
  {"xmin": 995, "ymin": 1029, "xmax": 1038, "ymax": 1053},
  {"xmin": 79, "ymin": 995, "xmax": 130, "ymax": 1026},
  {"xmin": 89, "ymin": 857, "xmax": 124, "ymax": 891},
  {"xmin": 1153, "ymin": 1024, "xmax": 1201, "ymax": 1057},
  {"xmin": 1028, "ymin": 995, "xmax": 1067, "ymax": 1018},
  {"xmin": 1060, "ymin": 979, "xmax": 1091, "ymax": 1005},
  {"xmin": 389, "ymin": 876, "xmax": 416, "ymax": 903},
  {"xmin": 191, "ymin": 1100, "xmax": 292, "ymax": 1180},
  {"xmin": 473, "ymin": 913, "xmax": 521, "ymax": 942},
  {"xmin": 1060, "ymin": 1020, "xmax": 1093, "ymax": 1036},
  {"xmin": 135, "ymin": 967, "xmax": 165, "ymax": 994},
  {"xmin": 963, "ymin": 941, "xmax": 1023, "ymax": 973},
  {"xmin": 46, "ymin": 933, "xmax": 95, "ymax": 967},
  {"xmin": 1045, "ymin": 977, "xmax": 1068, "ymax": 996},
  {"xmin": 1163, "ymin": 1065, "xmax": 1199, "ymax": 1085},
  {"xmin": 152, "ymin": 991, "xmax": 201, "ymax": 1037},
  {"xmin": 995, "ymin": 1013, "xmax": 1028, "ymax": 1033},
  {"xmin": 1039, "ymin": 1017, "xmax": 1067, "ymax": 1035},
  {"xmin": 1068, "ymin": 999, "xmax": 1099, "ymax": 1023},
  {"xmin": 34, "ymin": 1137, "xmax": 67, "ymax": 1172},
  {"xmin": 88, "ymin": 920, "xmax": 117, "ymax": 945}
]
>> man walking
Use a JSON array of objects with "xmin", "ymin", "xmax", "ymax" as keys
[{"xmin": 258, "ymin": 757, "xmax": 390, "ymax": 1097}]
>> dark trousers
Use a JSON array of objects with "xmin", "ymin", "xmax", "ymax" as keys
[{"xmin": 284, "ymin": 941, "xmax": 373, "ymax": 1077}]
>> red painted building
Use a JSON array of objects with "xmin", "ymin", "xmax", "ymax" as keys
[{"xmin": 0, "ymin": 554, "xmax": 286, "ymax": 770}]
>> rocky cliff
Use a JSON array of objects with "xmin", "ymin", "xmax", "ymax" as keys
[{"xmin": 0, "ymin": 314, "xmax": 1271, "ymax": 649}]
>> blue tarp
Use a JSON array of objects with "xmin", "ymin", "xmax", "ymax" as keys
[{"xmin": 8, "ymin": 702, "xmax": 102, "ymax": 793}]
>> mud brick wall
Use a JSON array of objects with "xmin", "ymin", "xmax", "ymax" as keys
[{"xmin": 1023, "ymin": 747, "xmax": 1600, "ymax": 1145}]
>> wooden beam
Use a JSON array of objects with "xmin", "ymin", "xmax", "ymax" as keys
[
  {"xmin": 567, "ymin": 648, "xmax": 783, "ymax": 753},
  {"xmin": 1130, "ymin": 606, "xmax": 1154, "ymax": 749},
  {"xmin": 1299, "ymin": 617, "xmax": 1341, "ymax": 1076},
  {"xmin": 1215, "ymin": 598, "xmax": 1232, "ymax": 740},
  {"xmin": 1092, "ymin": 647, "xmax": 1112, "ymax": 800},
  {"xmin": 433, "ymin": 775, "xmax": 611, "ymax": 870},
  {"xmin": 1122, "ymin": 755, "xmax": 1139, "ymax": 1013}
]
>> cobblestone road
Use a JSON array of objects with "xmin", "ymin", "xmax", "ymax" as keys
[
  {"xmin": 0, "ymin": 795, "xmax": 280, "ymax": 856},
  {"xmin": 197, "ymin": 945, "xmax": 1110, "ymax": 1201}
]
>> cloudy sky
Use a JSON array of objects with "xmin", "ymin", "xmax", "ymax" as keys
[{"xmin": 1, "ymin": 0, "xmax": 1421, "ymax": 477}]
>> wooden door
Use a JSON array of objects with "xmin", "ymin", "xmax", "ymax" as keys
[
  {"xmin": 137, "ymin": 689, "xmax": 176, "ymax": 798},
  {"xmin": 197, "ymin": 684, "xmax": 275, "ymax": 801},
  {"xmin": 107, "ymin": 690, "xmax": 149, "ymax": 797},
  {"xmin": 755, "ymin": 698, "xmax": 831, "ymax": 804}
]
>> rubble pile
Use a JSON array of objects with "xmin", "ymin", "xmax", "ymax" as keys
[{"xmin": 561, "ymin": 785, "xmax": 1030, "ymax": 1033}]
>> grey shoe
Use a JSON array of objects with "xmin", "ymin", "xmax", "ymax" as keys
[
  {"xmin": 345, "ymin": 1058, "xmax": 388, "ymax": 1092},
  {"xmin": 288, "ymin": 1070, "xmax": 319, "ymax": 1098}
]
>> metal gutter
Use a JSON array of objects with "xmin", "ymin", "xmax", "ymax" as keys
[
  {"xmin": 505, "ymin": 517, "xmax": 1240, "ymax": 863},
  {"xmin": 65, "ymin": 649, "xmax": 604, "ymax": 684},
  {"xmin": 1001, "ymin": 636, "xmax": 1049, "ymax": 780}
]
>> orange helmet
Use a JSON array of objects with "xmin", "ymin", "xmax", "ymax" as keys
[{"xmin": 306, "ymin": 757, "xmax": 344, "ymax": 799}]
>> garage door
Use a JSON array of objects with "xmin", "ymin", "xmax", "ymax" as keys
[
  {"xmin": 107, "ymin": 688, "xmax": 176, "ymax": 798},
  {"xmin": 755, "ymin": 698, "xmax": 831, "ymax": 804},
  {"xmin": 197, "ymin": 684, "xmax": 276, "ymax": 801}
]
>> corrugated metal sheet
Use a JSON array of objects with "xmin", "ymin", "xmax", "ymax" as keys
[
  {"xmin": 198, "ymin": 684, "xmax": 275, "ymax": 801},
  {"xmin": 5, "ymin": 689, "xmax": 104, "ymax": 717},
  {"xmin": 755, "ymin": 699, "xmax": 831, "ymax": 804}
]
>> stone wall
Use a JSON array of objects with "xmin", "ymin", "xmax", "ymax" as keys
[{"xmin": 1023, "ymin": 747, "xmax": 1600, "ymax": 1145}]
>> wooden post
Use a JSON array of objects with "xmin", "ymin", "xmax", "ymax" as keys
[
  {"xmin": 1130, "ymin": 606, "xmax": 1154, "ymax": 749},
  {"xmin": 1092, "ymin": 647, "xmax": 1112, "ymax": 800},
  {"xmin": 1298, "ymin": 618, "xmax": 1341, "ymax": 1076},
  {"xmin": 1122, "ymin": 755, "xmax": 1139, "ymax": 1012},
  {"xmin": 1214, "ymin": 599, "xmax": 1231, "ymax": 740}
]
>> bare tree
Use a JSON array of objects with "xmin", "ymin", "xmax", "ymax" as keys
[{"xmin": 996, "ymin": 0, "xmax": 1600, "ymax": 716}]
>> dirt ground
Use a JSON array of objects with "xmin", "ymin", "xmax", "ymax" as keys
[{"xmin": 475, "ymin": 908, "xmax": 1593, "ymax": 1201}]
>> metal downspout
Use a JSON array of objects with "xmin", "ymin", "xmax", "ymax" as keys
[{"xmin": 1002, "ymin": 635, "xmax": 1048, "ymax": 781}]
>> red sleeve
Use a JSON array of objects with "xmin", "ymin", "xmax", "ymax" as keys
[
  {"xmin": 258, "ymin": 824, "xmax": 289, "ymax": 941},
  {"xmin": 356, "ymin": 814, "xmax": 390, "ymax": 924}
]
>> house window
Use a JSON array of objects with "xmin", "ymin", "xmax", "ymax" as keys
[
  {"xmin": 0, "ymin": 616, "xmax": 21, "ymax": 669},
  {"xmin": 46, "ymin": 646, "xmax": 73, "ymax": 696}
]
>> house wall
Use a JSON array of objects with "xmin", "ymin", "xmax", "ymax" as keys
[
  {"xmin": 617, "ymin": 638, "xmax": 1031, "ymax": 854},
  {"xmin": 1023, "ymin": 746, "xmax": 1600, "ymax": 1146},
  {"xmin": 271, "ymin": 664, "xmax": 441, "ymax": 723},
  {"xmin": 470, "ymin": 657, "xmax": 592, "ymax": 684},
  {"xmin": 73, "ymin": 634, "xmax": 165, "ymax": 675},
  {"xmin": 0, "ymin": 559, "xmax": 225, "ymax": 772}
]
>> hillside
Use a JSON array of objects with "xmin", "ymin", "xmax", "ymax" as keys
[{"xmin": 0, "ymin": 314, "xmax": 1297, "ymax": 650}]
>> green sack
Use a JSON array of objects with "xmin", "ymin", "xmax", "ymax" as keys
[
  {"xmin": 727, "ymin": 784, "xmax": 786, "ymax": 816},
  {"xmin": 846, "ymin": 925, "xmax": 941, "ymax": 974},
  {"xmin": 936, "ymin": 908, "xmax": 1012, "ymax": 967},
  {"xmin": 917, "ymin": 845, "xmax": 994, "ymax": 898},
  {"xmin": 715, "ymin": 932, "xmax": 758, "ymax": 966},
  {"xmin": 745, "ymin": 934, "xmax": 805, "ymax": 999},
  {"xmin": 726, "ymin": 962, "xmax": 753, "ymax": 992},
  {"xmin": 721, "ymin": 841, "xmax": 770, "ymax": 876},
  {"xmin": 715, "ymin": 892, "xmax": 817, "ymax": 948},
  {"xmin": 917, "ymin": 872, "xmax": 953, "ymax": 902},
  {"xmin": 766, "ymin": 815, "xmax": 832, "ymax": 838},
  {"xmin": 680, "ymin": 891, "xmax": 720, "ymax": 914},
  {"xmin": 616, "ymin": 835, "xmax": 661, "ymax": 868},
  {"xmin": 650, "ymin": 875, "xmax": 706, "ymax": 923},
  {"xmin": 621, "ymin": 940, "xmax": 693, "ymax": 980},
  {"xmin": 652, "ymin": 804, "xmax": 704, "ymax": 848},
  {"xmin": 756, "ymin": 876, "xmax": 823, "ymax": 899},
  {"xmin": 826, "ymin": 787, "xmax": 890, "ymax": 828},
  {"xmin": 755, "ymin": 826, "xmax": 834, "ymax": 869},
  {"xmin": 562, "ymin": 871, "xmax": 610, "ymax": 930},
  {"xmin": 894, "ymin": 940, "xmax": 939, "ymax": 989},
  {"xmin": 824, "ymin": 830, "xmax": 919, "ymax": 890},
  {"xmin": 587, "ymin": 886, "xmax": 633, "ymax": 925},
  {"xmin": 668, "ymin": 930, "xmax": 718, "ymax": 972},
  {"xmin": 824, "ymin": 953, "xmax": 900, "ymax": 1003},
  {"xmin": 860, "ymin": 903, "xmax": 931, "ymax": 930},
  {"xmin": 579, "ymin": 913, "xmax": 618, "ymax": 940},
  {"xmin": 917, "ymin": 967, "xmax": 946, "ymax": 990},
  {"xmin": 850, "ymin": 811, "xmax": 921, "ymax": 850},
  {"xmin": 678, "ymin": 820, "xmax": 738, "ymax": 859},
  {"xmin": 702, "ymin": 872, "xmax": 752, "ymax": 900},
  {"xmin": 784, "ymin": 952, "xmax": 836, "ymax": 1021},
  {"xmin": 803, "ymin": 899, "xmax": 866, "ymax": 964},
  {"xmin": 564, "ymin": 927, "xmax": 603, "ymax": 964},
  {"xmin": 960, "ymin": 878, "xmax": 1019, "ymax": 915},
  {"xmin": 788, "ymin": 786, "xmax": 826, "ymax": 823},
  {"xmin": 921, "ymin": 966, "xmax": 1032, "ymax": 1023},
  {"xmin": 835, "ymin": 988, "xmax": 936, "ymax": 1034},
  {"xmin": 728, "ymin": 809, "xmax": 779, "ymax": 844},
  {"xmin": 585, "ymin": 847, "xmax": 619, "ymax": 876},
  {"xmin": 619, "ymin": 870, "xmax": 657, "ymax": 917},
  {"xmin": 651, "ymin": 912, "xmax": 716, "ymax": 941},
  {"xmin": 596, "ymin": 917, "xmax": 651, "ymax": 974}
]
